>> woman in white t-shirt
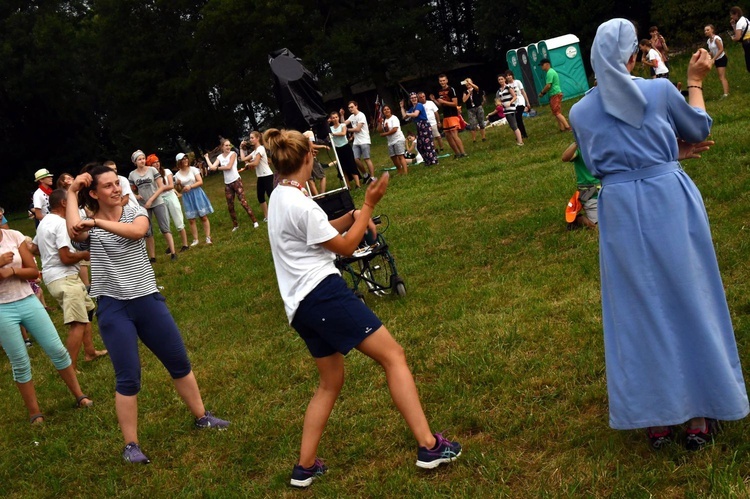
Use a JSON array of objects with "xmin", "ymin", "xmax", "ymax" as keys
[
  {"xmin": 730, "ymin": 6, "xmax": 750, "ymax": 72},
  {"xmin": 705, "ymin": 24, "xmax": 730, "ymax": 96},
  {"xmin": 264, "ymin": 128, "xmax": 460, "ymax": 488},
  {"xmin": 640, "ymin": 39, "xmax": 669, "ymax": 78},
  {"xmin": 204, "ymin": 138, "xmax": 259, "ymax": 232},
  {"xmin": 174, "ymin": 153, "xmax": 213, "ymax": 245},
  {"xmin": 379, "ymin": 106, "xmax": 408, "ymax": 174},
  {"xmin": 240, "ymin": 131, "xmax": 275, "ymax": 221},
  {"xmin": 504, "ymin": 71, "xmax": 530, "ymax": 139}
]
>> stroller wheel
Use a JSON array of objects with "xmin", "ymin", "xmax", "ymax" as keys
[{"xmin": 395, "ymin": 281, "xmax": 406, "ymax": 297}]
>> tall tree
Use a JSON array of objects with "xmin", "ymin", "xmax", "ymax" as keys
[
  {"xmin": 310, "ymin": 0, "xmax": 449, "ymax": 109},
  {"xmin": 650, "ymin": 0, "xmax": 729, "ymax": 48},
  {"xmin": 0, "ymin": 1, "xmax": 100, "ymax": 210}
]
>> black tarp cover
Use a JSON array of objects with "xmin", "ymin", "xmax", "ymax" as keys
[{"xmin": 268, "ymin": 48, "xmax": 329, "ymax": 140}]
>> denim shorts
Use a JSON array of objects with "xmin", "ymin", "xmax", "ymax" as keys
[{"xmin": 291, "ymin": 275, "xmax": 383, "ymax": 358}]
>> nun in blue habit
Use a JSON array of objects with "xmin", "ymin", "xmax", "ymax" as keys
[{"xmin": 569, "ymin": 19, "xmax": 748, "ymax": 449}]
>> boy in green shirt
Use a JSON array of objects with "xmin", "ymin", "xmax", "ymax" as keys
[{"xmin": 562, "ymin": 142, "xmax": 599, "ymax": 229}]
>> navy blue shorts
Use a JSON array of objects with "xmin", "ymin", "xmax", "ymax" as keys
[{"xmin": 291, "ymin": 275, "xmax": 383, "ymax": 358}]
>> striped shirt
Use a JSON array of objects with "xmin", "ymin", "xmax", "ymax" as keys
[
  {"xmin": 75, "ymin": 206, "xmax": 158, "ymax": 300},
  {"xmin": 496, "ymin": 86, "xmax": 515, "ymax": 115}
]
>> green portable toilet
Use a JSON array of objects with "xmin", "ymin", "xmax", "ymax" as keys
[
  {"xmin": 526, "ymin": 44, "xmax": 547, "ymax": 106},
  {"xmin": 538, "ymin": 41, "xmax": 549, "ymax": 62},
  {"xmin": 506, "ymin": 49, "xmax": 521, "ymax": 82},
  {"xmin": 542, "ymin": 34, "xmax": 589, "ymax": 101}
]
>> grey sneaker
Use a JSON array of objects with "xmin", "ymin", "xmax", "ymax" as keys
[
  {"xmin": 122, "ymin": 442, "xmax": 151, "ymax": 464},
  {"xmin": 194, "ymin": 411, "xmax": 230, "ymax": 430}
]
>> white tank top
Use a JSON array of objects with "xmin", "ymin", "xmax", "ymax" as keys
[{"xmin": 219, "ymin": 152, "xmax": 240, "ymax": 184}]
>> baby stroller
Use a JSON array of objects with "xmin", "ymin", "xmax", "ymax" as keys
[{"xmin": 311, "ymin": 136, "xmax": 406, "ymax": 302}]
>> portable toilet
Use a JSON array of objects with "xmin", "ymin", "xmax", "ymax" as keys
[
  {"xmin": 526, "ymin": 44, "xmax": 547, "ymax": 106},
  {"xmin": 515, "ymin": 46, "xmax": 540, "ymax": 108},
  {"xmin": 538, "ymin": 41, "xmax": 550, "ymax": 62},
  {"xmin": 506, "ymin": 49, "xmax": 522, "ymax": 83},
  {"xmin": 507, "ymin": 48, "xmax": 539, "ymax": 107},
  {"xmin": 541, "ymin": 34, "xmax": 589, "ymax": 101}
]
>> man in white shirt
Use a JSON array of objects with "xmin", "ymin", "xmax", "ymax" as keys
[
  {"xmin": 341, "ymin": 101, "xmax": 375, "ymax": 180},
  {"xmin": 34, "ymin": 189, "xmax": 107, "ymax": 370},
  {"xmin": 32, "ymin": 168, "xmax": 54, "ymax": 224},
  {"xmin": 418, "ymin": 92, "xmax": 445, "ymax": 152}
]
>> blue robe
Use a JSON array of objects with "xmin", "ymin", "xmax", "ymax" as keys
[{"xmin": 570, "ymin": 78, "xmax": 749, "ymax": 429}]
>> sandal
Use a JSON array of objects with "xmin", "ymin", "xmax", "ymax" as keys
[
  {"xmin": 76, "ymin": 395, "xmax": 93, "ymax": 408},
  {"xmin": 29, "ymin": 413, "xmax": 45, "ymax": 424}
]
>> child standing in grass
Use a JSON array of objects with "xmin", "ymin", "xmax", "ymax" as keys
[
  {"xmin": 264, "ymin": 128, "xmax": 461, "ymax": 488},
  {"xmin": 561, "ymin": 142, "xmax": 599, "ymax": 229},
  {"xmin": 67, "ymin": 165, "xmax": 229, "ymax": 464}
]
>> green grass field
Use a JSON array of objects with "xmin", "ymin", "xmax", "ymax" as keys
[{"xmin": 1, "ymin": 43, "xmax": 749, "ymax": 497}]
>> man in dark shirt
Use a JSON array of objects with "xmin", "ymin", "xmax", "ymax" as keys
[{"xmin": 431, "ymin": 74, "xmax": 467, "ymax": 158}]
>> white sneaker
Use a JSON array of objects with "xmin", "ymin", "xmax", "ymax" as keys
[
  {"xmin": 263, "ymin": 218, "xmax": 268, "ymax": 223},
  {"xmin": 232, "ymin": 226, "xmax": 239, "ymax": 232},
  {"xmin": 190, "ymin": 239, "xmax": 199, "ymax": 247},
  {"xmin": 253, "ymin": 222, "xmax": 259, "ymax": 228},
  {"xmin": 205, "ymin": 236, "xmax": 212, "ymax": 244}
]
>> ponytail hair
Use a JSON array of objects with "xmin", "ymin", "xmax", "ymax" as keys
[{"xmin": 262, "ymin": 128, "xmax": 310, "ymax": 176}]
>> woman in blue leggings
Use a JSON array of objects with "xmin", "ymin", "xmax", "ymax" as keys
[
  {"xmin": 0, "ymin": 228, "xmax": 91, "ymax": 424},
  {"xmin": 67, "ymin": 164, "xmax": 229, "ymax": 464}
]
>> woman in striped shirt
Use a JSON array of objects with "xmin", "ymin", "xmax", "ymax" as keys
[
  {"xmin": 66, "ymin": 164, "xmax": 229, "ymax": 465},
  {"xmin": 496, "ymin": 75, "xmax": 524, "ymax": 146}
]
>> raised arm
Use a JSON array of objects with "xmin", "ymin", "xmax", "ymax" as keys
[
  {"xmin": 66, "ymin": 185, "xmax": 86, "ymax": 241},
  {"xmin": 204, "ymin": 153, "xmax": 221, "ymax": 169},
  {"xmin": 321, "ymin": 173, "xmax": 389, "ymax": 256}
]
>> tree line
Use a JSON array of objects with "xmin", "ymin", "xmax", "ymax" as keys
[{"xmin": 0, "ymin": 0, "xmax": 734, "ymax": 210}]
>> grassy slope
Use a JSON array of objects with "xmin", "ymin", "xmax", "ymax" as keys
[{"xmin": 0, "ymin": 43, "xmax": 749, "ymax": 497}]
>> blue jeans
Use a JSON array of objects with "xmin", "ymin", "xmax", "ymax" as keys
[
  {"xmin": 96, "ymin": 293, "xmax": 192, "ymax": 396},
  {"xmin": 0, "ymin": 295, "xmax": 71, "ymax": 383}
]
